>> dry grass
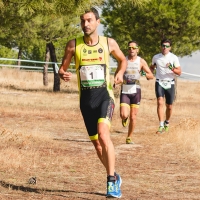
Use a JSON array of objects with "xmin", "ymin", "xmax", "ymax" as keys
[{"xmin": 0, "ymin": 68, "xmax": 200, "ymax": 199}]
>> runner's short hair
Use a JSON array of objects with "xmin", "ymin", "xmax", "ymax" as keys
[
  {"xmin": 81, "ymin": 7, "xmax": 100, "ymax": 20},
  {"xmin": 161, "ymin": 38, "xmax": 172, "ymax": 46},
  {"xmin": 128, "ymin": 40, "xmax": 139, "ymax": 46}
]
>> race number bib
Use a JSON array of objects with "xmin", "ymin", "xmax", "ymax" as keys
[
  {"xmin": 80, "ymin": 65, "xmax": 105, "ymax": 87},
  {"xmin": 122, "ymin": 84, "xmax": 136, "ymax": 94},
  {"xmin": 159, "ymin": 80, "xmax": 171, "ymax": 89}
]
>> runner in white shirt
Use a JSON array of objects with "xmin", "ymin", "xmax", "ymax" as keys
[{"xmin": 150, "ymin": 39, "xmax": 182, "ymax": 134}]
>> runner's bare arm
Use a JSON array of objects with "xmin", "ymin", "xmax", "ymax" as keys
[
  {"xmin": 108, "ymin": 38, "xmax": 127, "ymax": 86},
  {"xmin": 149, "ymin": 63, "xmax": 156, "ymax": 73},
  {"xmin": 59, "ymin": 39, "xmax": 75, "ymax": 82},
  {"xmin": 141, "ymin": 58, "xmax": 154, "ymax": 80},
  {"xmin": 171, "ymin": 66, "xmax": 182, "ymax": 76}
]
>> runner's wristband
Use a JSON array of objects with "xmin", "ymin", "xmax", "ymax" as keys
[{"xmin": 168, "ymin": 63, "xmax": 175, "ymax": 71}]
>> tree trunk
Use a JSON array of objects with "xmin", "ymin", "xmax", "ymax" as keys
[
  {"xmin": 17, "ymin": 48, "xmax": 22, "ymax": 70},
  {"xmin": 43, "ymin": 44, "xmax": 50, "ymax": 86},
  {"xmin": 48, "ymin": 42, "xmax": 60, "ymax": 92}
]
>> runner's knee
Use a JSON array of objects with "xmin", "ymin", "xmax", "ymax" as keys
[{"xmin": 157, "ymin": 98, "xmax": 164, "ymax": 106}]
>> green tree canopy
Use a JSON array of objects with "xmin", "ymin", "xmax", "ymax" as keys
[
  {"xmin": 0, "ymin": 0, "xmax": 103, "ymax": 61},
  {"xmin": 102, "ymin": 0, "xmax": 200, "ymax": 63},
  {"xmin": 0, "ymin": 46, "xmax": 18, "ymax": 64}
]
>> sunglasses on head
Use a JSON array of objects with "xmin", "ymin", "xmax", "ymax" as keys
[
  {"xmin": 161, "ymin": 44, "xmax": 170, "ymax": 48},
  {"xmin": 128, "ymin": 46, "xmax": 138, "ymax": 50}
]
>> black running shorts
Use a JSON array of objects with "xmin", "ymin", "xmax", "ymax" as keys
[
  {"xmin": 155, "ymin": 82, "xmax": 175, "ymax": 104},
  {"xmin": 80, "ymin": 88, "xmax": 115, "ymax": 140},
  {"xmin": 120, "ymin": 88, "xmax": 141, "ymax": 107}
]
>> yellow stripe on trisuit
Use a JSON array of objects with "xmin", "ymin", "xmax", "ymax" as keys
[
  {"xmin": 130, "ymin": 104, "xmax": 139, "ymax": 108},
  {"xmin": 120, "ymin": 103, "xmax": 130, "ymax": 108},
  {"xmin": 98, "ymin": 117, "xmax": 111, "ymax": 128},
  {"xmin": 89, "ymin": 134, "xmax": 98, "ymax": 141}
]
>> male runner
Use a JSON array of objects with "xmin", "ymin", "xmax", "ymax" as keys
[
  {"xmin": 150, "ymin": 38, "xmax": 181, "ymax": 133},
  {"xmin": 120, "ymin": 41, "xmax": 154, "ymax": 144},
  {"xmin": 59, "ymin": 7, "xmax": 127, "ymax": 198}
]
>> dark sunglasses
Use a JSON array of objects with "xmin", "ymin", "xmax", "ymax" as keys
[
  {"xmin": 161, "ymin": 44, "xmax": 170, "ymax": 48},
  {"xmin": 128, "ymin": 46, "xmax": 138, "ymax": 50}
]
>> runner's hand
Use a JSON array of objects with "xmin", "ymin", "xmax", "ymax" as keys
[
  {"xmin": 114, "ymin": 73, "xmax": 123, "ymax": 87},
  {"xmin": 61, "ymin": 71, "xmax": 72, "ymax": 82}
]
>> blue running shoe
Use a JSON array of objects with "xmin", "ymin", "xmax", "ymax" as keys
[
  {"xmin": 115, "ymin": 173, "xmax": 122, "ymax": 187},
  {"xmin": 107, "ymin": 174, "xmax": 122, "ymax": 198}
]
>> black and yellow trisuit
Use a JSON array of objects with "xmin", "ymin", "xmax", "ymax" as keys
[{"xmin": 75, "ymin": 36, "xmax": 115, "ymax": 140}]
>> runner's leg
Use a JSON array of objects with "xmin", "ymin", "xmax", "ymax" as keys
[
  {"xmin": 120, "ymin": 104, "xmax": 130, "ymax": 120},
  {"xmin": 165, "ymin": 104, "xmax": 173, "ymax": 121},
  {"xmin": 127, "ymin": 106, "xmax": 138, "ymax": 138},
  {"xmin": 165, "ymin": 84, "xmax": 175, "ymax": 122},
  {"xmin": 98, "ymin": 122, "xmax": 115, "ymax": 176},
  {"xmin": 157, "ymin": 97, "xmax": 165, "ymax": 122}
]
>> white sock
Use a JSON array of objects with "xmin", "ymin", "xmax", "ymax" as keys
[{"xmin": 160, "ymin": 121, "xmax": 164, "ymax": 127}]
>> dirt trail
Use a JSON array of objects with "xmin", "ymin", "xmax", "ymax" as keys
[
  {"xmin": 0, "ymin": 121, "xmax": 200, "ymax": 200},
  {"xmin": 0, "ymin": 78, "xmax": 200, "ymax": 199}
]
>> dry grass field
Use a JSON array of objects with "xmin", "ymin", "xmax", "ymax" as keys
[{"xmin": 0, "ymin": 68, "xmax": 200, "ymax": 200}]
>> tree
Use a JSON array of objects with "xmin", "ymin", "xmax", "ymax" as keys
[
  {"xmin": 0, "ymin": 0, "xmax": 104, "ymax": 61},
  {"xmin": 0, "ymin": 1, "xmax": 48, "ymax": 64},
  {"xmin": 102, "ymin": 0, "xmax": 200, "ymax": 63},
  {"xmin": 0, "ymin": 0, "xmax": 104, "ymax": 91},
  {"xmin": 0, "ymin": 46, "xmax": 18, "ymax": 65}
]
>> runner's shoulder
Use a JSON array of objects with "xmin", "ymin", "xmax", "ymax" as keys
[
  {"xmin": 65, "ymin": 39, "xmax": 76, "ymax": 54},
  {"xmin": 153, "ymin": 53, "xmax": 162, "ymax": 59}
]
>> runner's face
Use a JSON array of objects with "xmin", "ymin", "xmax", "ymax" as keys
[
  {"xmin": 80, "ymin": 12, "xmax": 100, "ymax": 36},
  {"xmin": 161, "ymin": 42, "xmax": 171, "ymax": 55},
  {"xmin": 128, "ymin": 42, "xmax": 138, "ymax": 57}
]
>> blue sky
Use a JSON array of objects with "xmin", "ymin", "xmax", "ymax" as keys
[{"xmin": 179, "ymin": 51, "xmax": 200, "ymax": 74}]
